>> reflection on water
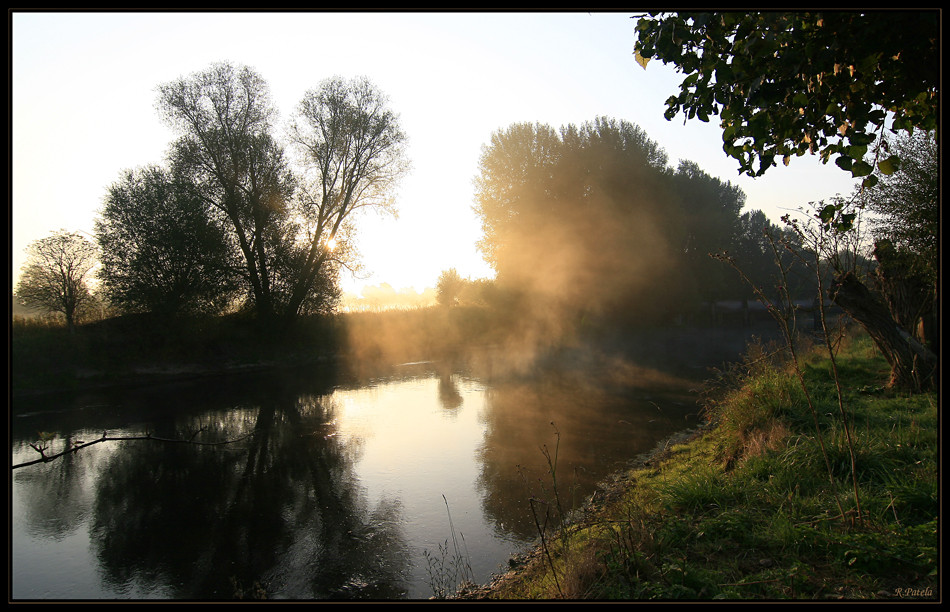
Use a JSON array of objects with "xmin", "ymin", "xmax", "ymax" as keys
[{"xmin": 11, "ymin": 355, "xmax": 701, "ymax": 600}]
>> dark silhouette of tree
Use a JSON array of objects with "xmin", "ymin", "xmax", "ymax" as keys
[
  {"xmin": 96, "ymin": 165, "xmax": 239, "ymax": 317},
  {"xmin": 732, "ymin": 210, "xmax": 781, "ymax": 300},
  {"xmin": 668, "ymin": 160, "xmax": 746, "ymax": 304},
  {"xmin": 15, "ymin": 230, "xmax": 98, "ymax": 331},
  {"xmin": 158, "ymin": 62, "xmax": 297, "ymax": 321},
  {"xmin": 157, "ymin": 65, "xmax": 404, "ymax": 323},
  {"xmin": 634, "ymin": 11, "xmax": 939, "ymax": 197}
]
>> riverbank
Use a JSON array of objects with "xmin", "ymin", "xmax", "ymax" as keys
[
  {"xmin": 10, "ymin": 307, "xmax": 781, "ymax": 398},
  {"xmin": 456, "ymin": 330, "xmax": 940, "ymax": 601}
]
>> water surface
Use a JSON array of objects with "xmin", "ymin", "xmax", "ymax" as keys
[{"xmin": 12, "ymin": 349, "xmax": 716, "ymax": 600}]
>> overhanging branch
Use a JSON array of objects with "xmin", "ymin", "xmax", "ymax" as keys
[{"xmin": 12, "ymin": 430, "xmax": 256, "ymax": 470}]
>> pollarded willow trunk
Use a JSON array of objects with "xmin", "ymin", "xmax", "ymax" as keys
[{"xmin": 830, "ymin": 272, "xmax": 938, "ymax": 392}]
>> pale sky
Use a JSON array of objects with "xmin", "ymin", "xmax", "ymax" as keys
[{"xmin": 11, "ymin": 10, "xmax": 859, "ymax": 298}]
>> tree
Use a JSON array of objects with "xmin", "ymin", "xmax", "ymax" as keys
[
  {"xmin": 15, "ymin": 231, "xmax": 98, "ymax": 330},
  {"xmin": 474, "ymin": 121, "xmax": 565, "ymax": 274},
  {"xmin": 633, "ymin": 11, "xmax": 940, "ymax": 390},
  {"xmin": 283, "ymin": 76, "xmax": 408, "ymax": 321},
  {"xmin": 474, "ymin": 117, "xmax": 744, "ymax": 327},
  {"xmin": 633, "ymin": 11, "xmax": 939, "ymax": 193},
  {"xmin": 862, "ymin": 129, "xmax": 938, "ymax": 278},
  {"xmin": 158, "ymin": 65, "xmax": 405, "ymax": 323},
  {"xmin": 95, "ymin": 166, "xmax": 239, "ymax": 317},
  {"xmin": 858, "ymin": 129, "xmax": 939, "ymax": 353},
  {"xmin": 667, "ymin": 159, "xmax": 746, "ymax": 303},
  {"xmin": 436, "ymin": 269, "xmax": 466, "ymax": 307},
  {"xmin": 158, "ymin": 62, "xmax": 296, "ymax": 321},
  {"xmin": 732, "ymin": 210, "xmax": 782, "ymax": 300}
]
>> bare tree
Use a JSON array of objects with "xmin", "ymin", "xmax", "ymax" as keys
[
  {"xmin": 15, "ymin": 230, "xmax": 98, "ymax": 330},
  {"xmin": 285, "ymin": 76, "xmax": 409, "ymax": 321},
  {"xmin": 158, "ymin": 62, "xmax": 295, "ymax": 321}
]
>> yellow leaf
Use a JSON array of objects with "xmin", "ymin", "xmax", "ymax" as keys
[{"xmin": 634, "ymin": 50, "xmax": 650, "ymax": 70}]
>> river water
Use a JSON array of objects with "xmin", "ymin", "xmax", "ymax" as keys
[{"xmin": 11, "ymin": 333, "xmax": 763, "ymax": 600}]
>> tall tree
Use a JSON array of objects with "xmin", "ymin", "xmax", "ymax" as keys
[
  {"xmin": 158, "ymin": 62, "xmax": 295, "ymax": 321},
  {"xmin": 285, "ymin": 76, "xmax": 409, "ymax": 321},
  {"xmin": 633, "ymin": 11, "xmax": 939, "ymax": 195},
  {"xmin": 15, "ymin": 231, "xmax": 98, "ymax": 331},
  {"xmin": 95, "ymin": 166, "xmax": 239, "ymax": 316},
  {"xmin": 474, "ymin": 122, "xmax": 564, "ymax": 274},
  {"xmin": 474, "ymin": 117, "xmax": 744, "ymax": 326}
]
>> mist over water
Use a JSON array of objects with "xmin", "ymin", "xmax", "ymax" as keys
[{"xmin": 11, "ymin": 322, "xmax": 772, "ymax": 600}]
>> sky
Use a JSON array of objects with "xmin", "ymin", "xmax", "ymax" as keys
[{"xmin": 10, "ymin": 10, "xmax": 860, "ymax": 299}]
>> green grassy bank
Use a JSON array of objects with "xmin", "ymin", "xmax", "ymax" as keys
[{"xmin": 465, "ymin": 330, "xmax": 939, "ymax": 601}]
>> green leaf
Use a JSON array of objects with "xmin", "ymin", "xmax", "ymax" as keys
[
  {"xmin": 818, "ymin": 203, "xmax": 837, "ymax": 223},
  {"xmin": 835, "ymin": 212, "xmax": 857, "ymax": 232},
  {"xmin": 862, "ymin": 175, "xmax": 879, "ymax": 189},
  {"xmin": 850, "ymin": 160, "xmax": 874, "ymax": 177},
  {"xmin": 847, "ymin": 144, "xmax": 868, "ymax": 159},
  {"xmin": 877, "ymin": 155, "xmax": 901, "ymax": 175},
  {"xmin": 835, "ymin": 155, "xmax": 853, "ymax": 171}
]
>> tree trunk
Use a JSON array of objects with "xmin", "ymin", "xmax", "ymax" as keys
[
  {"xmin": 873, "ymin": 240, "xmax": 936, "ymax": 351},
  {"xmin": 830, "ymin": 272, "xmax": 937, "ymax": 392}
]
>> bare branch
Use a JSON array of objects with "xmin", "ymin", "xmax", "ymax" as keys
[{"xmin": 12, "ymin": 430, "xmax": 256, "ymax": 470}]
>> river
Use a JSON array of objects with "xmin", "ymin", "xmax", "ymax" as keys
[{"xmin": 11, "ymin": 329, "xmax": 770, "ymax": 600}]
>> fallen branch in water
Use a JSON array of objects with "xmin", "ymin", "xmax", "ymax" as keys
[{"xmin": 12, "ymin": 429, "xmax": 255, "ymax": 470}]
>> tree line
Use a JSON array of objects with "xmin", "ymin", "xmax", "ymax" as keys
[
  {"xmin": 16, "ymin": 62, "xmax": 409, "ymax": 330},
  {"xmin": 467, "ymin": 116, "xmax": 818, "ymax": 330},
  {"xmin": 16, "ymin": 11, "xmax": 938, "ymax": 395}
]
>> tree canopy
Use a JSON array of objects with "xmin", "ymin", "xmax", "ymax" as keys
[
  {"xmin": 633, "ymin": 11, "xmax": 939, "ymax": 192},
  {"xmin": 145, "ymin": 63, "xmax": 407, "ymax": 322},
  {"xmin": 285, "ymin": 76, "xmax": 409, "ymax": 319},
  {"xmin": 860, "ymin": 129, "xmax": 938, "ymax": 281},
  {"xmin": 158, "ymin": 62, "xmax": 295, "ymax": 320},
  {"xmin": 474, "ymin": 117, "xmax": 756, "ymax": 327},
  {"xmin": 96, "ymin": 165, "xmax": 239, "ymax": 316}
]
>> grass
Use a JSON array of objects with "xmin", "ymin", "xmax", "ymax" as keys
[{"xmin": 475, "ymin": 329, "xmax": 939, "ymax": 601}]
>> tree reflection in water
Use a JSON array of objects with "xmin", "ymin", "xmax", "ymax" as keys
[
  {"xmin": 85, "ymin": 376, "xmax": 411, "ymax": 599},
  {"xmin": 13, "ymin": 345, "xmax": 720, "ymax": 601}
]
